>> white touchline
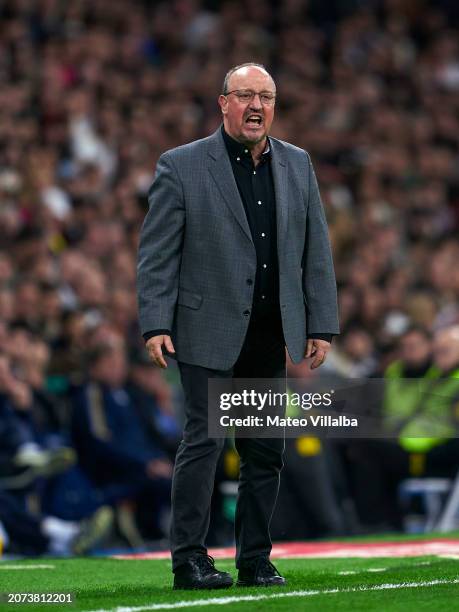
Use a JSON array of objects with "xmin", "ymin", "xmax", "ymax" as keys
[
  {"xmin": 0, "ymin": 564, "xmax": 55, "ymax": 570},
  {"xmin": 86, "ymin": 578, "xmax": 459, "ymax": 612}
]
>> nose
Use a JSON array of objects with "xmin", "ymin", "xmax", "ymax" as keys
[{"xmin": 249, "ymin": 94, "xmax": 263, "ymax": 110}]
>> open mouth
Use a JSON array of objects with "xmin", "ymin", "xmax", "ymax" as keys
[{"xmin": 245, "ymin": 114, "xmax": 263, "ymax": 126}]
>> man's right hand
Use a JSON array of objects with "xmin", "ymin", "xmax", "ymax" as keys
[{"xmin": 146, "ymin": 335, "xmax": 176, "ymax": 369}]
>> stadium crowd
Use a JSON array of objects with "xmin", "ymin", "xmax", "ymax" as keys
[{"xmin": 1, "ymin": 0, "xmax": 459, "ymax": 554}]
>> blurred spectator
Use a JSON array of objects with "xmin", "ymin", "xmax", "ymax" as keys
[
  {"xmin": 348, "ymin": 325, "xmax": 459, "ymax": 530},
  {"xmin": 0, "ymin": 352, "xmax": 75, "ymax": 491},
  {"xmin": 277, "ymin": 360, "xmax": 358, "ymax": 539},
  {"xmin": 71, "ymin": 342, "xmax": 174, "ymax": 541},
  {"xmin": 127, "ymin": 348, "xmax": 180, "ymax": 459},
  {"xmin": 0, "ymin": 492, "xmax": 112, "ymax": 556},
  {"xmin": 335, "ymin": 327, "xmax": 378, "ymax": 377}
]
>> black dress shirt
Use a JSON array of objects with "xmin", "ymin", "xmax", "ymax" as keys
[{"xmin": 221, "ymin": 126, "xmax": 279, "ymax": 317}]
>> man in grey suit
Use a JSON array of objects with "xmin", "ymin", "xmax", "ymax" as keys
[{"xmin": 137, "ymin": 63, "xmax": 339, "ymax": 590}]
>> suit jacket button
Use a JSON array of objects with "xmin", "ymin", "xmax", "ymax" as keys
[
  {"xmin": 246, "ymin": 279, "xmax": 253, "ymax": 285},
  {"xmin": 243, "ymin": 310, "xmax": 251, "ymax": 316}
]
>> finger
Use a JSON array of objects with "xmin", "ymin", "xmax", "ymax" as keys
[
  {"xmin": 164, "ymin": 336, "xmax": 176, "ymax": 354},
  {"xmin": 154, "ymin": 353, "xmax": 167, "ymax": 369},
  {"xmin": 146, "ymin": 339, "xmax": 166, "ymax": 368},
  {"xmin": 310, "ymin": 350, "xmax": 326, "ymax": 370},
  {"xmin": 305, "ymin": 339, "xmax": 314, "ymax": 358},
  {"xmin": 152, "ymin": 344, "xmax": 167, "ymax": 369},
  {"xmin": 146, "ymin": 345, "xmax": 158, "ymax": 364}
]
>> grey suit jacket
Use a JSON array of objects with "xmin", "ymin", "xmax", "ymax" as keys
[{"xmin": 137, "ymin": 127, "xmax": 339, "ymax": 370}]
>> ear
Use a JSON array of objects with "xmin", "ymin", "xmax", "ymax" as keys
[{"xmin": 218, "ymin": 94, "xmax": 228, "ymax": 115}]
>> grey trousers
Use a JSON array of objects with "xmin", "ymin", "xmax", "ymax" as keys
[{"xmin": 171, "ymin": 310, "xmax": 286, "ymax": 570}]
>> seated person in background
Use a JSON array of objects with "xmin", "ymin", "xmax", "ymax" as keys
[
  {"xmin": 382, "ymin": 326, "xmax": 436, "ymax": 437},
  {"xmin": 0, "ymin": 352, "xmax": 74, "ymax": 490},
  {"xmin": 270, "ymin": 357, "xmax": 353, "ymax": 540},
  {"xmin": 0, "ymin": 490, "xmax": 112, "ymax": 556},
  {"xmin": 71, "ymin": 341, "xmax": 174, "ymax": 541},
  {"xmin": 15, "ymin": 331, "xmax": 71, "ymax": 447},
  {"xmin": 127, "ymin": 348, "xmax": 180, "ymax": 460},
  {"xmin": 348, "ymin": 325, "xmax": 459, "ymax": 530}
]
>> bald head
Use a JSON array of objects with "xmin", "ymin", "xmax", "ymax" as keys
[
  {"xmin": 432, "ymin": 325, "xmax": 459, "ymax": 372},
  {"xmin": 222, "ymin": 63, "xmax": 276, "ymax": 95}
]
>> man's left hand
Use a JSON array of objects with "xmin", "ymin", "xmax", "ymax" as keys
[{"xmin": 305, "ymin": 339, "xmax": 331, "ymax": 369}]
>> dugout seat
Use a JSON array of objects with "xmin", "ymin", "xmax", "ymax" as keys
[{"xmin": 399, "ymin": 474, "xmax": 459, "ymax": 532}]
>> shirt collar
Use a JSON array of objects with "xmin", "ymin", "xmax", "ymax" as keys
[{"xmin": 221, "ymin": 125, "xmax": 271, "ymax": 162}]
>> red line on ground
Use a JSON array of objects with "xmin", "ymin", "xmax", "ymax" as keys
[{"xmin": 113, "ymin": 538, "xmax": 459, "ymax": 560}]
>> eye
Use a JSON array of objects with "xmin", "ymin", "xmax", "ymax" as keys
[{"xmin": 239, "ymin": 93, "xmax": 252, "ymax": 102}]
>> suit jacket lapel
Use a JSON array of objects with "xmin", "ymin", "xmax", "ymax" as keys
[
  {"xmin": 270, "ymin": 139, "xmax": 289, "ymax": 252},
  {"xmin": 207, "ymin": 129, "xmax": 253, "ymax": 244}
]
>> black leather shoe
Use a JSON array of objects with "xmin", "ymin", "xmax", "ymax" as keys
[
  {"xmin": 173, "ymin": 554, "xmax": 233, "ymax": 590},
  {"xmin": 237, "ymin": 557, "xmax": 286, "ymax": 587}
]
